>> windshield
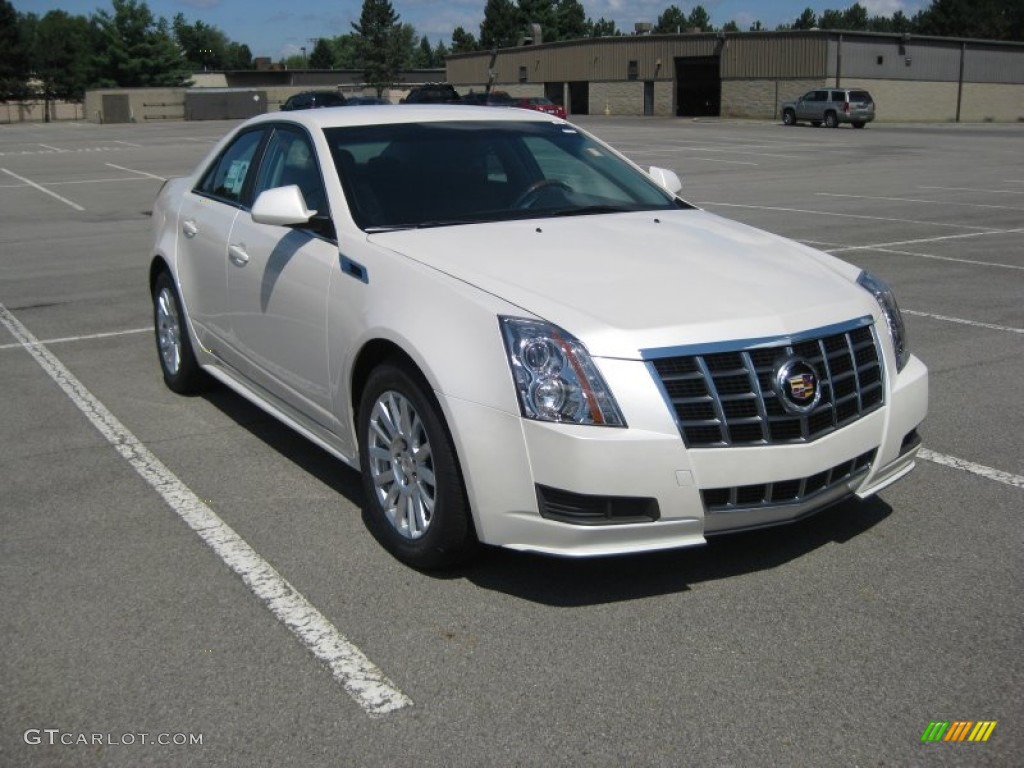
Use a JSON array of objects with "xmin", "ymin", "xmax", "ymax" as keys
[{"xmin": 324, "ymin": 120, "xmax": 687, "ymax": 231}]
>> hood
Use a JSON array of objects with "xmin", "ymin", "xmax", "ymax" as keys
[{"xmin": 370, "ymin": 209, "xmax": 874, "ymax": 359}]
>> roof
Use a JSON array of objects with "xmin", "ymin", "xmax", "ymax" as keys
[{"xmin": 244, "ymin": 104, "xmax": 565, "ymax": 130}]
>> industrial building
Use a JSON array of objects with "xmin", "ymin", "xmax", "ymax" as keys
[{"xmin": 446, "ymin": 29, "xmax": 1024, "ymax": 122}]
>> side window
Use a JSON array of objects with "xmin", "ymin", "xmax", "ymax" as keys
[
  {"xmin": 196, "ymin": 129, "xmax": 264, "ymax": 204},
  {"xmin": 831, "ymin": 90, "xmax": 846, "ymax": 102},
  {"xmin": 252, "ymin": 127, "xmax": 327, "ymax": 214}
]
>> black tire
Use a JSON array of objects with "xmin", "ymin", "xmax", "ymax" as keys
[
  {"xmin": 782, "ymin": 109, "xmax": 795, "ymax": 126},
  {"xmin": 852, "ymin": 121, "xmax": 866, "ymax": 129},
  {"xmin": 152, "ymin": 271, "xmax": 207, "ymax": 394},
  {"xmin": 824, "ymin": 111, "xmax": 839, "ymax": 128},
  {"xmin": 811, "ymin": 120, "xmax": 822, "ymax": 127},
  {"xmin": 357, "ymin": 361, "xmax": 477, "ymax": 569}
]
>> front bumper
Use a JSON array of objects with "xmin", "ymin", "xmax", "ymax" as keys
[{"xmin": 440, "ymin": 353, "xmax": 927, "ymax": 557}]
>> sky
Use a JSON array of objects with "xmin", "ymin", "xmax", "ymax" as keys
[{"xmin": 15, "ymin": 0, "xmax": 927, "ymax": 60}]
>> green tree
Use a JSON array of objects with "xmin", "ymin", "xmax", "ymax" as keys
[
  {"xmin": 793, "ymin": 8, "xmax": 818, "ymax": 29},
  {"xmin": 92, "ymin": 0, "xmax": 190, "ymax": 87},
  {"xmin": 173, "ymin": 15, "xmax": 226, "ymax": 70},
  {"xmin": 450, "ymin": 26, "xmax": 478, "ymax": 53},
  {"xmin": 687, "ymin": 5, "xmax": 712, "ymax": 32},
  {"xmin": 555, "ymin": 0, "xmax": 587, "ymax": 40},
  {"xmin": 331, "ymin": 34, "xmax": 361, "ymax": 69},
  {"xmin": 518, "ymin": 0, "xmax": 556, "ymax": 40},
  {"xmin": 309, "ymin": 38, "xmax": 334, "ymax": 68},
  {"xmin": 224, "ymin": 42, "xmax": 253, "ymax": 69},
  {"xmin": 32, "ymin": 10, "xmax": 95, "ymax": 101},
  {"xmin": 585, "ymin": 17, "xmax": 619, "ymax": 37},
  {"xmin": 480, "ymin": 0, "xmax": 519, "ymax": 49},
  {"xmin": 1, "ymin": 1, "xmax": 32, "ymax": 100},
  {"xmin": 414, "ymin": 35, "xmax": 434, "ymax": 67},
  {"xmin": 721, "ymin": 20, "xmax": 740, "ymax": 32},
  {"xmin": 351, "ymin": 0, "xmax": 404, "ymax": 95},
  {"xmin": 655, "ymin": 4, "xmax": 687, "ymax": 33},
  {"xmin": 434, "ymin": 40, "xmax": 449, "ymax": 64}
]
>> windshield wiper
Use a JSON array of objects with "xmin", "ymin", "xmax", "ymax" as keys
[{"xmin": 540, "ymin": 205, "xmax": 636, "ymax": 217}]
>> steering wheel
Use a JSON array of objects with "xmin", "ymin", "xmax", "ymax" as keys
[{"xmin": 513, "ymin": 179, "xmax": 572, "ymax": 209}]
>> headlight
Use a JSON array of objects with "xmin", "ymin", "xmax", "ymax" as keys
[
  {"xmin": 858, "ymin": 271, "xmax": 909, "ymax": 371},
  {"xmin": 500, "ymin": 317, "xmax": 626, "ymax": 427}
]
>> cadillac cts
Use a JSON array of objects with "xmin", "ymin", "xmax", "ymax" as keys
[{"xmin": 150, "ymin": 106, "xmax": 928, "ymax": 569}]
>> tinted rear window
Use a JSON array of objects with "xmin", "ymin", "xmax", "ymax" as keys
[{"xmin": 849, "ymin": 91, "xmax": 872, "ymax": 104}]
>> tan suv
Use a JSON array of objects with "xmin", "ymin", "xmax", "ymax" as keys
[{"xmin": 782, "ymin": 88, "xmax": 875, "ymax": 128}]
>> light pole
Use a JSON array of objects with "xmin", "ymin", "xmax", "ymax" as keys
[{"xmin": 300, "ymin": 46, "xmax": 307, "ymax": 68}]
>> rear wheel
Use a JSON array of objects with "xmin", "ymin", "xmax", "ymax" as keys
[
  {"xmin": 358, "ymin": 361, "xmax": 477, "ymax": 569},
  {"xmin": 824, "ymin": 111, "xmax": 839, "ymax": 128},
  {"xmin": 782, "ymin": 109, "xmax": 795, "ymax": 126},
  {"xmin": 153, "ymin": 271, "xmax": 206, "ymax": 394},
  {"xmin": 852, "ymin": 121, "xmax": 866, "ymax": 129}
]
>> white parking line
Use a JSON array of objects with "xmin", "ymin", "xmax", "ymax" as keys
[
  {"xmin": 112, "ymin": 140, "xmax": 144, "ymax": 148},
  {"xmin": 106, "ymin": 162, "xmax": 167, "ymax": 181},
  {"xmin": 919, "ymin": 185, "xmax": 1024, "ymax": 195},
  {"xmin": 698, "ymin": 202, "xmax": 999, "ymax": 231},
  {"xmin": 837, "ymin": 246, "xmax": 1024, "ymax": 271},
  {"xmin": 1, "ymin": 168, "xmax": 84, "ymax": 211},
  {"xmin": 38, "ymin": 143, "xmax": 68, "ymax": 153},
  {"xmin": 0, "ymin": 302, "xmax": 413, "ymax": 718},
  {"xmin": 903, "ymin": 310, "xmax": 1023, "ymax": 334},
  {"xmin": 919, "ymin": 449, "xmax": 1024, "ymax": 489},
  {"xmin": 822, "ymin": 228, "xmax": 1024, "ymax": 254},
  {"xmin": 0, "ymin": 326, "xmax": 150, "ymax": 351},
  {"xmin": 816, "ymin": 192, "xmax": 1024, "ymax": 212}
]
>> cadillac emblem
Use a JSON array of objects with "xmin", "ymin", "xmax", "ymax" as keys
[{"xmin": 774, "ymin": 358, "xmax": 822, "ymax": 414}]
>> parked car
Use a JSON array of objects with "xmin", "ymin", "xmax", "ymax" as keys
[
  {"xmin": 782, "ymin": 88, "xmax": 875, "ymax": 128},
  {"xmin": 461, "ymin": 90, "xmax": 515, "ymax": 107},
  {"xmin": 281, "ymin": 90, "xmax": 347, "ymax": 111},
  {"xmin": 515, "ymin": 96, "xmax": 567, "ymax": 120},
  {"xmin": 343, "ymin": 96, "xmax": 390, "ymax": 106},
  {"xmin": 150, "ymin": 106, "xmax": 926, "ymax": 568},
  {"xmin": 400, "ymin": 83, "xmax": 460, "ymax": 104}
]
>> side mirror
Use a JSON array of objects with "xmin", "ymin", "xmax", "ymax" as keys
[
  {"xmin": 649, "ymin": 166, "xmax": 682, "ymax": 195},
  {"xmin": 251, "ymin": 185, "xmax": 317, "ymax": 226}
]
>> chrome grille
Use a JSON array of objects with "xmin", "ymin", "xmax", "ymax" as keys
[
  {"xmin": 702, "ymin": 450, "xmax": 876, "ymax": 513},
  {"xmin": 648, "ymin": 321, "xmax": 884, "ymax": 447}
]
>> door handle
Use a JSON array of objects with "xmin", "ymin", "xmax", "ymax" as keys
[
  {"xmin": 182, "ymin": 219, "xmax": 198, "ymax": 238},
  {"xmin": 228, "ymin": 244, "xmax": 249, "ymax": 266}
]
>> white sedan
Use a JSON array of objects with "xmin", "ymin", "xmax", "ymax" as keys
[{"xmin": 150, "ymin": 106, "xmax": 928, "ymax": 568}]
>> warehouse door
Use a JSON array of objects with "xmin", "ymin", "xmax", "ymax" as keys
[
  {"xmin": 102, "ymin": 94, "xmax": 131, "ymax": 124},
  {"xmin": 568, "ymin": 81, "xmax": 589, "ymax": 116},
  {"xmin": 675, "ymin": 56, "xmax": 720, "ymax": 117}
]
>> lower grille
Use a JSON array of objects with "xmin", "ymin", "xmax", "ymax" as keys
[
  {"xmin": 536, "ymin": 485, "xmax": 660, "ymax": 525},
  {"xmin": 702, "ymin": 449, "xmax": 876, "ymax": 513}
]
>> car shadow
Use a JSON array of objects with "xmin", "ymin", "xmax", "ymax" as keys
[{"xmin": 202, "ymin": 382, "xmax": 892, "ymax": 607}]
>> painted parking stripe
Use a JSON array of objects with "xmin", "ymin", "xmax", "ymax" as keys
[
  {"xmin": 844, "ymin": 246, "xmax": 1024, "ymax": 271},
  {"xmin": 819, "ymin": 227, "xmax": 1024, "ymax": 254},
  {"xmin": 0, "ymin": 301, "xmax": 413, "ymax": 717},
  {"xmin": 1, "ymin": 168, "xmax": 84, "ymax": 211},
  {"xmin": 816, "ymin": 192, "xmax": 1024, "ymax": 212},
  {"xmin": 919, "ymin": 449, "xmax": 1024, "ymax": 489},
  {"xmin": 920, "ymin": 185, "xmax": 1024, "ymax": 195},
  {"xmin": 0, "ymin": 326, "xmax": 151, "ymax": 351},
  {"xmin": 902, "ymin": 310, "xmax": 1024, "ymax": 334},
  {"xmin": 106, "ymin": 162, "xmax": 167, "ymax": 181}
]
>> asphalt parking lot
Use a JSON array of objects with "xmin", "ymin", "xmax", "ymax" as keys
[{"xmin": 1, "ymin": 114, "xmax": 1021, "ymax": 767}]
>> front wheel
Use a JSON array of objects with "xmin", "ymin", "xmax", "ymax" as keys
[
  {"xmin": 153, "ymin": 271, "xmax": 206, "ymax": 394},
  {"xmin": 782, "ymin": 109, "xmax": 795, "ymax": 126},
  {"xmin": 358, "ymin": 362, "xmax": 477, "ymax": 569}
]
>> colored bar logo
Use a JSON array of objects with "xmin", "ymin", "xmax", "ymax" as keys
[{"xmin": 921, "ymin": 721, "xmax": 997, "ymax": 742}]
